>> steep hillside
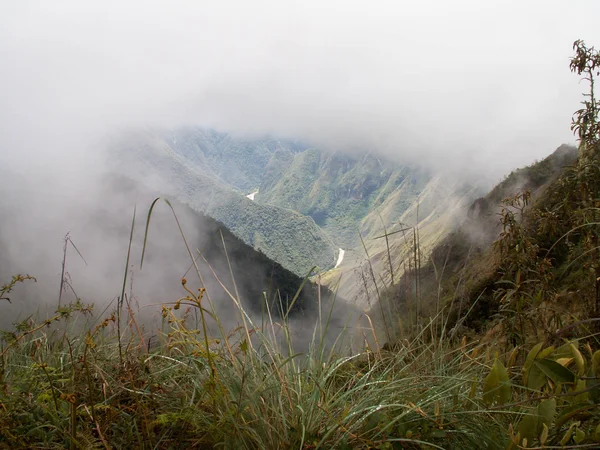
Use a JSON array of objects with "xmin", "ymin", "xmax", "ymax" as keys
[
  {"xmin": 245, "ymin": 144, "xmax": 479, "ymax": 309},
  {"xmin": 374, "ymin": 144, "xmax": 580, "ymax": 341},
  {"xmin": 163, "ymin": 127, "xmax": 307, "ymax": 193},
  {"xmin": 107, "ymin": 130, "xmax": 337, "ymax": 276},
  {"xmin": 257, "ymin": 149, "xmax": 430, "ymax": 248},
  {"xmin": 106, "ymin": 127, "xmax": 459, "ymax": 298},
  {"xmin": 0, "ymin": 170, "xmax": 347, "ymax": 329},
  {"xmin": 107, "ymin": 127, "xmax": 438, "ymax": 279},
  {"xmin": 320, "ymin": 174, "xmax": 480, "ymax": 308}
]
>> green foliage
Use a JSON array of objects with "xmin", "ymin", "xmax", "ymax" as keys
[
  {"xmin": 2, "ymin": 285, "xmax": 598, "ymax": 449},
  {"xmin": 423, "ymin": 40, "xmax": 600, "ymax": 335},
  {"xmin": 483, "ymin": 359, "xmax": 511, "ymax": 405},
  {"xmin": 209, "ymin": 194, "xmax": 336, "ymax": 277},
  {"xmin": 492, "ymin": 191, "xmax": 557, "ymax": 344},
  {"xmin": 502, "ymin": 342, "xmax": 600, "ymax": 449}
]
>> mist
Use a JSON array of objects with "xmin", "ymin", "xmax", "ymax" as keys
[
  {"xmin": 2, "ymin": 1, "xmax": 600, "ymax": 176},
  {"xmin": 1, "ymin": 1, "xmax": 599, "ymax": 343}
]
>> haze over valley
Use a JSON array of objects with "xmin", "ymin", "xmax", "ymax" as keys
[
  {"xmin": 2, "ymin": 3, "xmax": 600, "ymax": 448},
  {"xmin": 1, "ymin": 0, "xmax": 599, "ymax": 339}
]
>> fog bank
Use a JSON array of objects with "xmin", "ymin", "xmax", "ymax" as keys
[{"xmin": 2, "ymin": 1, "xmax": 600, "ymax": 180}]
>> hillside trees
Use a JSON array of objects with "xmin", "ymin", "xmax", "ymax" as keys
[
  {"xmin": 570, "ymin": 39, "xmax": 600, "ymax": 315},
  {"xmin": 491, "ymin": 40, "xmax": 600, "ymax": 337}
]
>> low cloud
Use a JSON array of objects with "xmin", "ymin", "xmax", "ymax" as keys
[{"xmin": 1, "ymin": 1, "xmax": 599, "ymax": 181}]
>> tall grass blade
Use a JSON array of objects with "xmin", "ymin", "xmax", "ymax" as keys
[{"xmin": 117, "ymin": 205, "xmax": 136, "ymax": 365}]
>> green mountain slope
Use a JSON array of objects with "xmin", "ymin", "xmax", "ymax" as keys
[
  {"xmin": 107, "ymin": 130, "xmax": 337, "ymax": 276},
  {"xmin": 108, "ymin": 127, "xmax": 453, "ymax": 292},
  {"xmin": 257, "ymin": 149, "xmax": 430, "ymax": 248},
  {"xmin": 149, "ymin": 128, "xmax": 478, "ymax": 309},
  {"xmin": 0, "ymin": 170, "xmax": 348, "ymax": 332},
  {"xmin": 102, "ymin": 175, "xmax": 333, "ymax": 317}
]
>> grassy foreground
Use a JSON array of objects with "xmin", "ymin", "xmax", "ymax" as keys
[{"xmin": 1, "ymin": 270, "xmax": 599, "ymax": 449}]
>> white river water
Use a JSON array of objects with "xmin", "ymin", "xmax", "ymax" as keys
[{"xmin": 334, "ymin": 248, "xmax": 345, "ymax": 268}]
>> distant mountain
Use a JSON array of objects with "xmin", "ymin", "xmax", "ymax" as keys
[
  {"xmin": 107, "ymin": 126, "xmax": 478, "ymax": 312},
  {"xmin": 154, "ymin": 128, "xmax": 434, "ymax": 251},
  {"xmin": 107, "ymin": 129, "xmax": 337, "ymax": 277},
  {"xmin": 256, "ymin": 149, "xmax": 431, "ymax": 248},
  {"xmin": 164, "ymin": 127, "xmax": 308, "ymax": 193}
]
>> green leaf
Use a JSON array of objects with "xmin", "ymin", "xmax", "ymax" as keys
[
  {"xmin": 497, "ymin": 360, "xmax": 512, "ymax": 404},
  {"xmin": 538, "ymin": 346, "xmax": 556, "ymax": 360},
  {"xmin": 523, "ymin": 343, "xmax": 545, "ymax": 386},
  {"xmin": 573, "ymin": 379, "xmax": 589, "ymax": 404},
  {"xmin": 483, "ymin": 359, "xmax": 511, "ymax": 404},
  {"xmin": 527, "ymin": 363, "xmax": 547, "ymax": 391},
  {"xmin": 518, "ymin": 413, "xmax": 537, "ymax": 445},
  {"xmin": 523, "ymin": 342, "xmax": 544, "ymax": 385},
  {"xmin": 570, "ymin": 343, "xmax": 585, "ymax": 376},
  {"xmin": 483, "ymin": 364, "xmax": 499, "ymax": 405},
  {"xmin": 592, "ymin": 350, "xmax": 600, "ymax": 377},
  {"xmin": 536, "ymin": 398, "xmax": 556, "ymax": 432},
  {"xmin": 574, "ymin": 427, "xmax": 585, "ymax": 444},
  {"xmin": 534, "ymin": 358, "xmax": 575, "ymax": 384},
  {"xmin": 554, "ymin": 340, "xmax": 577, "ymax": 359},
  {"xmin": 560, "ymin": 421, "xmax": 578, "ymax": 446},
  {"xmin": 540, "ymin": 423, "xmax": 549, "ymax": 446}
]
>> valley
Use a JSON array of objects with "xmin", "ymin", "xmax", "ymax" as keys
[
  {"xmin": 106, "ymin": 129, "xmax": 338, "ymax": 278},
  {"xmin": 107, "ymin": 127, "xmax": 481, "ymax": 311},
  {"xmin": 2, "ymin": 2, "xmax": 599, "ymax": 446}
]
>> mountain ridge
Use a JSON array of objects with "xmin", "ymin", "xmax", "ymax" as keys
[{"xmin": 107, "ymin": 129, "xmax": 338, "ymax": 276}]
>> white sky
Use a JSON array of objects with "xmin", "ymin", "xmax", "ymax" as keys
[{"xmin": 1, "ymin": 0, "xmax": 600, "ymax": 180}]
